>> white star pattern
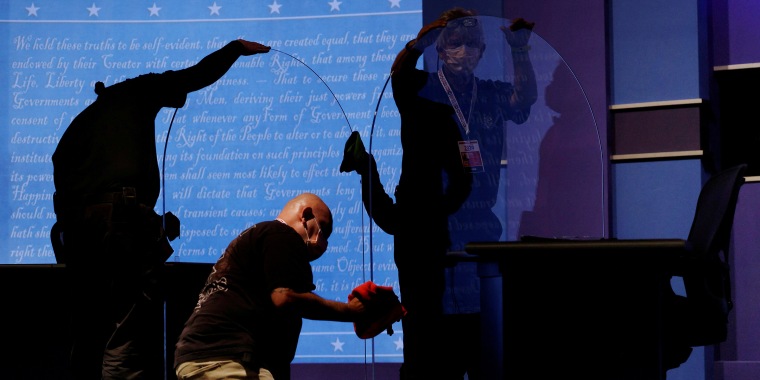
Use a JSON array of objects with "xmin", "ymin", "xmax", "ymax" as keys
[
  {"xmin": 269, "ymin": 0, "xmax": 282, "ymax": 14},
  {"xmin": 17, "ymin": 1, "xmax": 412, "ymax": 19},
  {"xmin": 331, "ymin": 337, "xmax": 345, "ymax": 352},
  {"xmin": 268, "ymin": 1, "xmax": 282, "ymax": 14},
  {"xmin": 328, "ymin": 0, "xmax": 341, "ymax": 12},
  {"xmin": 148, "ymin": 3, "xmax": 161, "ymax": 17},
  {"xmin": 208, "ymin": 2, "xmax": 222, "ymax": 16},
  {"xmin": 394, "ymin": 336, "xmax": 403, "ymax": 350},
  {"xmin": 26, "ymin": 3, "xmax": 40, "ymax": 16},
  {"xmin": 87, "ymin": 3, "xmax": 101, "ymax": 17}
]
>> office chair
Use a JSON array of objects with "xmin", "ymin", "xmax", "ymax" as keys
[{"xmin": 664, "ymin": 163, "xmax": 747, "ymax": 369}]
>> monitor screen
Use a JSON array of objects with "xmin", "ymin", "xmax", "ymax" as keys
[{"xmin": 2, "ymin": 0, "xmax": 421, "ymax": 364}]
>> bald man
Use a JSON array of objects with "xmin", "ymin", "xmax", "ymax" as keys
[{"xmin": 174, "ymin": 193, "xmax": 366, "ymax": 380}]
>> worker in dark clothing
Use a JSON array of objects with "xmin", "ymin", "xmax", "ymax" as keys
[
  {"xmin": 173, "ymin": 192, "xmax": 394, "ymax": 380},
  {"xmin": 341, "ymin": 8, "xmax": 536, "ymax": 379},
  {"xmin": 51, "ymin": 38, "xmax": 271, "ymax": 380}
]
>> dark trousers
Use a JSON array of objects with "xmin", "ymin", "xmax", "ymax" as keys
[
  {"xmin": 394, "ymin": 235, "xmax": 447, "ymax": 380},
  {"xmin": 62, "ymin": 201, "xmax": 165, "ymax": 380},
  {"xmin": 440, "ymin": 313, "xmax": 482, "ymax": 380}
]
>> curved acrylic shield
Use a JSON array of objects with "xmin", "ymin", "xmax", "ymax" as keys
[
  {"xmin": 161, "ymin": 47, "xmax": 354, "ymax": 263},
  {"xmin": 369, "ymin": 15, "xmax": 605, "ymax": 253},
  {"xmin": 156, "ymin": 17, "xmax": 408, "ymax": 367},
  {"xmin": 365, "ymin": 15, "xmax": 606, "ymax": 326}
]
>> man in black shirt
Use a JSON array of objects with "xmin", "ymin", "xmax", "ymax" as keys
[
  {"xmin": 52, "ymin": 38, "xmax": 271, "ymax": 380},
  {"xmin": 174, "ymin": 192, "xmax": 368, "ymax": 380}
]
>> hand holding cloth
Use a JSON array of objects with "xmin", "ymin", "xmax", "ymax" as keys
[{"xmin": 348, "ymin": 281, "xmax": 407, "ymax": 339}]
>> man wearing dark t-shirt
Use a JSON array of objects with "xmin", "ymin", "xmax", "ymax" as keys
[
  {"xmin": 51, "ymin": 39, "xmax": 271, "ymax": 380},
  {"xmin": 174, "ymin": 193, "xmax": 367, "ymax": 380}
]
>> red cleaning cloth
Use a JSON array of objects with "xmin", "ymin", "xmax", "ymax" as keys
[{"xmin": 348, "ymin": 281, "xmax": 407, "ymax": 339}]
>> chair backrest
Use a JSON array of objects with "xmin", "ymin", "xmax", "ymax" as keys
[{"xmin": 682, "ymin": 163, "xmax": 747, "ymax": 346}]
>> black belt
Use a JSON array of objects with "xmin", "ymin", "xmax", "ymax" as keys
[
  {"xmin": 84, "ymin": 187, "xmax": 138, "ymax": 206},
  {"xmin": 53, "ymin": 187, "xmax": 141, "ymax": 226}
]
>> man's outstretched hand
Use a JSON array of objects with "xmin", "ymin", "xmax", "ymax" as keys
[
  {"xmin": 237, "ymin": 39, "xmax": 271, "ymax": 55},
  {"xmin": 502, "ymin": 18, "xmax": 535, "ymax": 49},
  {"xmin": 348, "ymin": 281, "xmax": 407, "ymax": 339}
]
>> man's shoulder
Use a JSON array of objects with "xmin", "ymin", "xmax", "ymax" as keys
[{"xmin": 233, "ymin": 220, "xmax": 292, "ymax": 243}]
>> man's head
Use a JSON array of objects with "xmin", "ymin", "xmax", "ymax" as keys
[
  {"xmin": 278, "ymin": 192, "xmax": 333, "ymax": 261},
  {"xmin": 437, "ymin": 8, "xmax": 485, "ymax": 76}
]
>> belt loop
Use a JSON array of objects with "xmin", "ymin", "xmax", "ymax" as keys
[{"xmin": 122, "ymin": 187, "xmax": 137, "ymax": 206}]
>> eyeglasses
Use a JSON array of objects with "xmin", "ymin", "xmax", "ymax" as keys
[
  {"xmin": 447, "ymin": 17, "xmax": 478, "ymax": 28},
  {"xmin": 306, "ymin": 216, "xmax": 324, "ymax": 242},
  {"xmin": 305, "ymin": 216, "xmax": 328, "ymax": 259}
]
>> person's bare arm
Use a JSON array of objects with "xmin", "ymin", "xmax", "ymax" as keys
[
  {"xmin": 176, "ymin": 39, "xmax": 270, "ymax": 93},
  {"xmin": 271, "ymin": 287, "xmax": 365, "ymax": 322},
  {"xmin": 391, "ymin": 18, "xmax": 446, "ymax": 73},
  {"xmin": 502, "ymin": 18, "xmax": 538, "ymax": 109}
]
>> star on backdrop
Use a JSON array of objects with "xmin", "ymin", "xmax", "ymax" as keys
[
  {"xmin": 26, "ymin": 3, "xmax": 39, "ymax": 16},
  {"xmin": 148, "ymin": 3, "xmax": 161, "ymax": 17},
  {"xmin": 331, "ymin": 337, "xmax": 345, "ymax": 352},
  {"xmin": 208, "ymin": 2, "xmax": 222, "ymax": 16},
  {"xmin": 87, "ymin": 3, "xmax": 100, "ymax": 17},
  {"xmin": 268, "ymin": 1, "xmax": 282, "ymax": 14},
  {"xmin": 328, "ymin": 0, "xmax": 342, "ymax": 12}
]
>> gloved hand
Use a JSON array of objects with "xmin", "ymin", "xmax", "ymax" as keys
[
  {"xmin": 340, "ymin": 131, "xmax": 370, "ymax": 176},
  {"xmin": 502, "ymin": 18, "xmax": 535, "ymax": 49},
  {"xmin": 348, "ymin": 281, "xmax": 407, "ymax": 339},
  {"xmin": 163, "ymin": 212, "xmax": 180, "ymax": 241}
]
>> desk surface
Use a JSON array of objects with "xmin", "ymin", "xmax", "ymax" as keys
[{"xmin": 466, "ymin": 238, "xmax": 687, "ymax": 254}]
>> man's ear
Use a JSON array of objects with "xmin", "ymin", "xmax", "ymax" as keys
[{"xmin": 301, "ymin": 206, "xmax": 314, "ymax": 223}]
